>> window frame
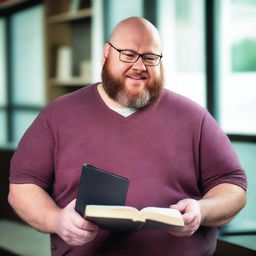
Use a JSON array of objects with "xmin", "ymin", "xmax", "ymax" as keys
[
  {"xmin": 206, "ymin": 0, "xmax": 256, "ymax": 140},
  {"xmin": 0, "ymin": 0, "xmax": 43, "ymax": 147}
]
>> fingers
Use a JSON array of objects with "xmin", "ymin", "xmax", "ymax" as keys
[
  {"xmin": 73, "ymin": 214, "xmax": 99, "ymax": 231},
  {"xmin": 69, "ymin": 219, "xmax": 99, "ymax": 238},
  {"xmin": 168, "ymin": 219, "xmax": 199, "ymax": 237},
  {"xmin": 55, "ymin": 199, "xmax": 99, "ymax": 246},
  {"xmin": 182, "ymin": 211, "xmax": 197, "ymax": 225},
  {"xmin": 168, "ymin": 227, "xmax": 193, "ymax": 237},
  {"xmin": 61, "ymin": 226, "xmax": 98, "ymax": 246},
  {"xmin": 63, "ymin": 231, "xmax": 97, "ymax": 246},
  {"xmin": 170, "ymin": 199, "xmax": 187, "ymax": 212},
  {"xmin": 168, "ymin": 199, "xmax": 202, "ymax": 237}
]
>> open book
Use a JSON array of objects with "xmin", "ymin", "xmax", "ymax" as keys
[{"xmin": 85, "ymin": 205, "xmax": 184, "ymax": 231}]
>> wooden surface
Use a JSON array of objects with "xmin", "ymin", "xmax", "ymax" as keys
[{"xmin": 215, "ymin": 239, "xmax": 256, "ymax": 256}]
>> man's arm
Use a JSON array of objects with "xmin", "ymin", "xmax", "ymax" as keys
[
  {"xmin": 8, "ymin": 183, "xmax": 99, "ymax": 246},
  {"xmin": 168, "ymin": 183, "xmax": 246, "ymax": 237},
  {"xmin": 199, "ymin": 183, "xmax": 246, "ymax": 226}
]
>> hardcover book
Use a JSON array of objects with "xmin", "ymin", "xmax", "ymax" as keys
[
  {"xmin": 75, "ymin": 165, "xmax": 129, "ymax": 216},
  {"xmin": 75, "ymin": 165, "xmax": 184, "ymax": 231}
]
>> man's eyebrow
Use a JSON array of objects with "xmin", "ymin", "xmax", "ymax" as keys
[
  {"xmin": 123, "ymin": 48, "xmax": 161, "ymax": 56},
  {"xmin": 111, "ymin": 42, "xmax": 161, "ymax": 56}
]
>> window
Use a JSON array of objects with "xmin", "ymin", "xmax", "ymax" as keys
[
  {"xmin": 217, "ymin": 0, "xmax": 256, "ymax": 135},
  {"xmin": 103, "ymin": 0, "xmax": 143, "ymax": 40},
  {"xmin": 157, "ymin": 0, "xmax": 206, "ymax": 107},
  {"xmin": 157, "ymin": 0, "xmax": 256, "ymax": 249},
  {"xmin": 226, "ymin": 142, "xmax": 256, "ymax": 233},
  {"xmin": 216, "ymin": 0, "xmax": 256, "ymax": 243},
  {"xmin": 0, "ymin": 4, "xmax": 45, "ymax": 147},
  {"xmin": 11, "ymin": 5, "xmax": 45, "ymax": 107}
]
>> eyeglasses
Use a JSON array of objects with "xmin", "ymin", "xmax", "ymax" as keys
[{"xmin": 108, "ymin": 42, "xmax": 162, "ymax": 66}]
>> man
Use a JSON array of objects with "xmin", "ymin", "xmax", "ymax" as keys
[{"xmin": 9, "ymin": 17, "xmax": 246, "ymax": 256}]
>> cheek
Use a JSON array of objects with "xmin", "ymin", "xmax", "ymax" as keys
[
  {"xmin": 108, "ymin": 57, "xmax": 131, "ymax": 75},
  {"xmin": 149, "ymin": 68, "xmax": 161, "ymax": 81}
]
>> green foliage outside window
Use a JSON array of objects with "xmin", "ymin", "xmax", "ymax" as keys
[{"xmin": 232, "ymin": 39, "xmax": 256, "ymax": 72}]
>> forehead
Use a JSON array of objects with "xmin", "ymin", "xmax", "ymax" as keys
[
  {"xmin": 120, "ymin": 38, "xmax": 161, "ymax": 54},
  {"xmin": 111, "ymin": 23, "xmax": 162, "ymax": 54}
]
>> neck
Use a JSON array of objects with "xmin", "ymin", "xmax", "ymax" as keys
[{"xmin": 97, "ymin": 83, "xmax": 128, "ymax": 109}]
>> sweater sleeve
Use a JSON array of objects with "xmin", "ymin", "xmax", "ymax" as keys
[
  {"xmin": 199, "ymin": 111, "xmax": 247, "ymax": 195},
  {"xmin": 9, "ymin": 110, "xmax": 55, "ymax": 192}
]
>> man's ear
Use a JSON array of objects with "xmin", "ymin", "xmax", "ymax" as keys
[{"xmin": 102, "ymin": 43, "xmax": 110, "ymax": 65}]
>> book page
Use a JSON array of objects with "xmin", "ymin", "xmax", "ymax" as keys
[
  {"xmin": 86, "ymin": 205, "xmax": 139, "ymax": 220},
  {"xmin": 141, "ymin": 207, "xmax": 181, "ymax": 217},
  {"xmin": 139, "ymin": 207, "xmax": 184, "ymax": 226}
]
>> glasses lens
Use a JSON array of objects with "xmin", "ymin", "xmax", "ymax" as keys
[
  {"xmin": 143, "ymin": 54, "xmax": 160, "ymax": 66},
  {"xmin": 120, "ymin": 50, "xmax": 138, "ymax": 63}
]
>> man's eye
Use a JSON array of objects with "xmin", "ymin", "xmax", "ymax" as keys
[
  {"xmin": 144, "ymin": 55, "xmax": 157, "ymax": 60},
  {"xmin": 123, "ymin": 52, "xmax": 136, "ymax": 58}
]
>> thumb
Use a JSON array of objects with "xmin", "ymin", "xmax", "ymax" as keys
[
  {"xmin": 170, "ymin": 204, "xmax": 179, "ymax": 210},
  {"xmin": 66, "ymin": 198, "xmax": 77, "ymax": 209},
  {"xmin": 170, "ymin": 199, "xmax": 188, "ymax": 212}
]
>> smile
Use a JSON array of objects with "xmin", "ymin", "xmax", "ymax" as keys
[{"xmin": 127, "ymin": 76, "xmax": 146, "ymax": 80}]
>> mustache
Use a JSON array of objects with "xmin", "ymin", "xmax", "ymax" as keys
[
  {"xmin": 101, "ymin": 57, "xmax": 164, "ymax": 108},
  {"xmin": 126, "ymin": 72, "xmax": 148, "ymax": 80}
]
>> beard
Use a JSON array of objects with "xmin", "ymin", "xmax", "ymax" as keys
[{"xmin": 101, "ymin": 59, "xmax": 164, "ymax": 109}]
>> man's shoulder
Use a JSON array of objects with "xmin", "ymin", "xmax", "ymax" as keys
[
  {"xmin": 51, "ymin": 83, "xmax": 96, "ymax": 105},
  {"xmin": 38, "ymin": 83, "xmax": 98, "ymax": 122},
  {"xmin": 160, "ymin": 88, "xmax": 206, "ymax": 115},
  {"xmin": 45, "ymin": 83, "xmax": 97, "ymax": 110}
]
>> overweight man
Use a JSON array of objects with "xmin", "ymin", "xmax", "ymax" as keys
[{"xmin": 9, "ymin": 17, "xmax": 246, "ymax": 256}]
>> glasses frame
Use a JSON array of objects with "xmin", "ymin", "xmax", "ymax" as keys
[{"xmin": 107, "ymin": 42, "xmax": 162, "ymax": 66}]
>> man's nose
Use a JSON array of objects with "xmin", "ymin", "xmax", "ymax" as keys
[{"xmin": 131, "ymin": 56, "xmax": 147, "ymax": 71}]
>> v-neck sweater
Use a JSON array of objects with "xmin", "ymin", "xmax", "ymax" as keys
[{"xmin": 10, "ymin": 83, "xmax": 246, "ymax": 256}]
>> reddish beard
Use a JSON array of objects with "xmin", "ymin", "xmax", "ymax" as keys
[{"xmin": 101, "ymin": 59, "xmax": 164, "ymax": 109}]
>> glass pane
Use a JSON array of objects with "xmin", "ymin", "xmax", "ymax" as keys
[
  {"xmin": 0, "ymin": 18, "xmax": 7, "ymax": 107},
  {"xmin": 12, "ymin": 110, "xmax": 39, "ymax": 146},
  {"xmin": 11, "ymin": 5, "xmax": 45, "ymax": 107},
  {"xmin": 92, "ymin": 0, "xmax": 104, "ymax": 82},
  {"xmin": 158, "ymin": 0, "xmax": 206, "ymax": 107},
  {"xmin": 0, "ymin": 110, "xmax": 7, "ymax": 145},
  {"xmin": 105, "ymin": 0, "xmax": 143, "ymax": 38},
  {"xmin": 218, "ymin": 0, "xmax": 256, "ymax": 134},
  {"xmin": 222, "ymin": 142, "xmax": 256, "ymax": 233}
]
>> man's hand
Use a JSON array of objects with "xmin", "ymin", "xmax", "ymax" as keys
[
  {"xmin": 8, "ymin": 184, "xmax": 99, "ymax": 246},
  {"xmin": 54, "ymin": 199, "xmax": 99, "ymax": 246},
  {"xmin": 168, "ymin": 198, "xmax": 202, "ymax": 237},
  {"xmin": 167, "ymin": 184, "xmax": 246, "ymax": 237}
]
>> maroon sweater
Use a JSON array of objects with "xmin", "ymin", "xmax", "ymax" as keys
[{"xmin": 10, "ymin": 84, "xmax": 247, "ymax": 256}]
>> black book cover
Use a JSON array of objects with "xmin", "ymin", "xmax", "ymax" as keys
[{"xmin": 75, "ymin": 164, "xmax": 129, "ymax": 216}]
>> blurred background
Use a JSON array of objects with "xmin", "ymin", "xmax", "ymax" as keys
[{"xmin": 0, "ymin": 0, "xmax": 255, "ymax": 255}]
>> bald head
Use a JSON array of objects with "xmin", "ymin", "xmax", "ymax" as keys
[
  {"xmin": 109, "ymin": 17, "xmax": 162, "ymax": 54},
  {"xmin": 101, "ymin": 17, "xmax": 164, "ymax": 109}
]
